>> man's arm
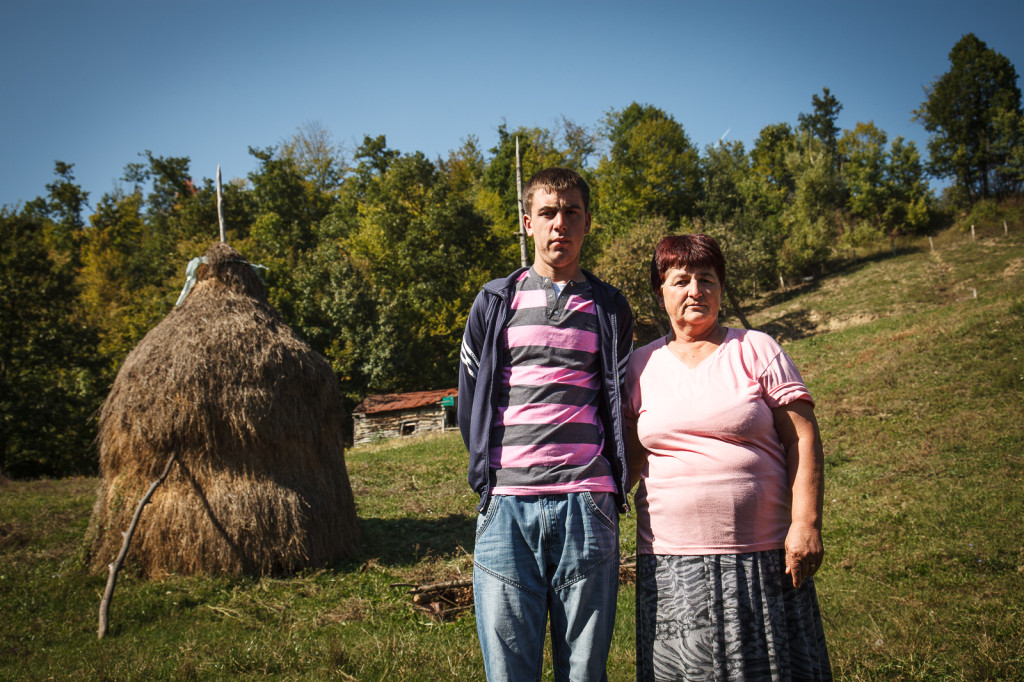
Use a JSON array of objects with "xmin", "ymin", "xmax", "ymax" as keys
[
  {"xmin": 457, "ymin": 292, "xmax": 485, "ymax": 452},
  {"xmin": 615, "ymin": 292, "xmax": 634, "ymax": 380}
]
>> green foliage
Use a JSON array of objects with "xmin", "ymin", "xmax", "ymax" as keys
[
  {"xmin": 595, "ymin": 103, "xmax": 701, "ymax": 238},
  {"xmin": 479, "ymin": 123, "xmax": 584, "ymax": 269},
  {"xmin": 299, "ymin": 150, "xmax": 498, "ymax": 399},
  {"xmin": 278, "ymin": 120, "xmax": 349, "ymax": 194},
  {"xmin": 915, "ymin": 32, "xmax": 1024, "ymax": 201},
  {"xmin": 779, "ymin": 134, "xmax": 844, "ymax": 277},
  {"xmin": 0, "ymin": 213, "xmax": 103, "ymax": 477},
  {"xmin": 797, "ymin": 87, "xmax": 844, "ymax": 167},
  {"xmin": 78, "ymin": 189, "xmax": 176, "ymax": 369},
  {"xmin": 839, "ymin": 122, "xmax": 888, "ymax": 229},
  {"xmin": 697, "ymin": 140, "xmax": 784, "ymax": 299},
  {"xmin": 592, "ymin": 216, "xmax": 673, "ymax": 344},
  {"xmin": 22, "ymin": 161, "xmax": 90, "ymax": 266}
]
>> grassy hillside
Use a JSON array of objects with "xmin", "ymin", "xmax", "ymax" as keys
[{"xmin": 1, "ymin": 224, "xmax": 1021, "ymax": 680}]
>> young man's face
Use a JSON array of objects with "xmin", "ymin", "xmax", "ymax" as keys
[{"xmin": 523, "ymin": 186, "xmax": 591, "ymax": 279}]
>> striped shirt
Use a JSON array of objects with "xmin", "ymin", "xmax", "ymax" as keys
[{"xmin": 489, "ymin": 268, "xmax": 615, "ymax": 495}]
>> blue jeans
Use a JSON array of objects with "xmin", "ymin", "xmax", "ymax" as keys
[{"xmin": 472, "ymin": 492, "xmax": 620, "ymax": 682}]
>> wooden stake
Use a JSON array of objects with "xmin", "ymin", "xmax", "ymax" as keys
[
  {"xmin": 217, "ymin": 165, "xmax": 226, "ymax": 243},
  {"xmin": 929, "ymin": 236, "xmax": 935, "ymax": 252},
  {"xmin": 971, "ymin": 224, "xmax": 976, "ymax": 241},
  {"xmin": 515, "ymin": 137, "xmax": 528, "ymax": 268},
  {"xmin": 98, "ymin": 453, "xmax": 177, "ymax": 639},
  {"xmin": 1005, "ymin": 220, "xmax": 1009, "ymax": 236}
]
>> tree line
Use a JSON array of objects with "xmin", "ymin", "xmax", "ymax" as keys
[{"xmin": 2, "ymin": 33, "xmax": 1022, "ymax": 478}]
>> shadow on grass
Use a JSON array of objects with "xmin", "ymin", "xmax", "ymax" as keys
[
  {"xmin": 346, "ymin": 514, "xmax": 476, "ymax": 567},
  {"xmin": 756, "ymin": 309, "xmax": 821, "ymax": 343}
]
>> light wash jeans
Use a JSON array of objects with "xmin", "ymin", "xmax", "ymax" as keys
[{"xmin": 472, "ymin": 492, "xmax": 620, "ymax": 682}]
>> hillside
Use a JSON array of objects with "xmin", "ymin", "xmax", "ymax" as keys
[
  {"xmin": 753, "ymin": 224, "xmax": 1024, "ymax": 678},
  {"xmin": 0, "ymin": 224, "xmax": 1021, "ymax": 680}
]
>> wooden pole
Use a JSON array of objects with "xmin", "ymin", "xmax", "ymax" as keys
[
  {"xmin": 97, "ymin": 453, "xmax": 177, "ymax": 639},
  {"xmin": 515, "ymin": 137, "xmax": 528, "ymax": 268},
  {"xmin": 971, "ymin": 224, "xmax": 976, "ymax": 241},
  {"xmin": 217, "ymin": 165, "xmax": 226, "ymax": 243}
]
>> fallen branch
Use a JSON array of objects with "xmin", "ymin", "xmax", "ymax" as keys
[
  {"xmin": 405, "ymin": 577, "xmax": 472, "ymax": 594},
  {"xmin": 97, "ymin": 453, "xmax": 177, "ymax": 639},
  {"xmin": 391, "ymin": 555, "xmax": 640, "ymax": 620}
]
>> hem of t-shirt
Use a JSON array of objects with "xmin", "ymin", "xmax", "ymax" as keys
[
  {"xmin": 637, "ymin": 539, "xmax": 785, "ymax": 555},
  {"xmin": 492, "ymin": 482, "xmax": 617, "ymax": 496}
]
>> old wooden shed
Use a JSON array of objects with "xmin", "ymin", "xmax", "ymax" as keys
[{"xmin": 352, "ymin": 388, "xmax": 458, "ymax": 445}]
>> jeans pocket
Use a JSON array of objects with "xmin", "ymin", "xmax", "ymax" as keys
[
  {"xmin": 476, "ymin": 494, "xmax": 500, "ymax": 539},
  {"xmin": 583, "ymin": 491, "xmax": 619, "ymax": 533}
]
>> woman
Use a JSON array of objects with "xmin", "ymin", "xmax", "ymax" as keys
[{"xmin": 625, "ymin": 234, "xmax": 831, "ymax": 681}]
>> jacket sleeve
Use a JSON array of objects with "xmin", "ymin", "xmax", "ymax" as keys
[
  {"xmin": 457, "ymin": 291, "xmax": 486, "ymax": 453},
  {"xmin": 614, "ymin": 291, "xmax": 634, "ymax": 385}
]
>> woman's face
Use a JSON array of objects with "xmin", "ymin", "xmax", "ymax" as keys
[{"xmin": 659, "ymin": 264, "xmax": 723, "ymax": 331}]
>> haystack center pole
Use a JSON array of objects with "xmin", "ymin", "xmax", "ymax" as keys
[
  {"xmin": 515, "ymin": 137, "xmax": 528, "ymax": 268},
  {"xmin": 97, "ymin": 453, "xmax": 177, "ymax": 639},
  {"xmin": 217, "ymin": 165, "xmax": 226, "ymax": 243}
]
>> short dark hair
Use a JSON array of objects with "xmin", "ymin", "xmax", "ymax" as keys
[
  {"xmin": 523, "ymin": 167, "xmax": 590, "ymax": 215},
  {"xmin": 650, "ymin": 234, "xmax": 727, "ymax": 294}
]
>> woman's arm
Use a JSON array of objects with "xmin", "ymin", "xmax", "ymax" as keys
[
  {"xmin": 772, "ymin": 399, "xmax": 825, "ymax": 588},
  {"xmin": 625, "ymin": 415, "xmax": 646, "ymax": 492}
]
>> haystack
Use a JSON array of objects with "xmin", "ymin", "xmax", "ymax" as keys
[{"xmin": 86, "ymin": 242, "xmax": 359, "ymax": 577}]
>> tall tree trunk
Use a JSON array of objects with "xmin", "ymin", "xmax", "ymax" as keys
[{"xmin": 726, "ymin": 286, "xmax": 753, "ymax": 330}]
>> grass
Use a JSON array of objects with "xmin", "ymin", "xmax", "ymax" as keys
[{"xmin": 1, "ymin": 224, "xmax": 1022, "ymax": 680}]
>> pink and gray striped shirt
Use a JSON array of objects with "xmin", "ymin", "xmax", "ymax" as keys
[{"xmin": 489, "ymin": 269, "xmax": 616, "ymax": 496}]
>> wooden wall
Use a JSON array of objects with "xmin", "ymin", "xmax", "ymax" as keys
[{"xmin": 352, "ymin": 404, "xmax": 455, "ymax": 445}]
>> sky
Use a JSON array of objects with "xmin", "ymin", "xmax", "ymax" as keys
[{"xmin": 2, "ymin": 0, "xmax": 1023, "ymax": 210}]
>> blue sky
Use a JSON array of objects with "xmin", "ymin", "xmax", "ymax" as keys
[{"xmin": 2, "ymin": 0, "xmax": 1022, "ymax": 210}]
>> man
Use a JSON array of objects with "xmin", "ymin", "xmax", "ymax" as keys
[{"xmin": 458, "ymin": 167, "xmax": 633, "ymax": 681}]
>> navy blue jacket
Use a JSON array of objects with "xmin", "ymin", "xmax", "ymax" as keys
[{"xmin": 458, "ymin": 267, "xmax": 634, "ymax": 513}]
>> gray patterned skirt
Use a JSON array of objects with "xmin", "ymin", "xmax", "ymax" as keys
[{"xmin": 636, "ymin": 550, "xmax": 832, "ymax": 681}]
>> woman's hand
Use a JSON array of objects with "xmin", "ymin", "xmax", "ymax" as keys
[{"xmin": 785, "ymin": 522, "xmax": 824, "ymax": 588}]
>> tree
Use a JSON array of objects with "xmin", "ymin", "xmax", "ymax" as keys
[
  {"xmin": 279, "ymin": 120, "xmax": 348, "ymax": 193},
  {"xmin": 798, "ymin": 87, "xmax": 844, "ymax": 168},
  {"xmin": 838, "ymin": 122, "xmax": 889, "ymax": 234},
  {"xmin": 23, "ymin": 161, "xmax": 90, "ymax": 266},
  {"xmin": 914, "ymin": 33, "xmax": 1024, "ymax": 200},
  {"xmin": 480, "ymin": 124, "xmax": 569, "ymax": 269},
  {"xmin": 697, "ymin": 140, "xmax": 782, "ymax": 304},
  {"xmin": 78, "ymin": 188, "xmax": 170, "ymax": 369},
  {"xmin": 779, "ymin": 134, "xmax": 844, "ymax": 277},
  {"xmin": 595, "ymin": 103, "xmax": 701, "ymax": 236},
  {"xmin": 839, "ymin": 124, "xmax": 933, "ymax": 241},
  {"xmin": 1, "ymin": 211, "xmax": 102, "ymax": 477},
  {"xmin": 298, "ymin": 150, "xmax": 498, "ymax": 399},
  {"xmin": 884, "ymin": 136, "xmax": 932, "ymax": 235},
  {"xmin": 592, "ymin": 216, "xmax": 672, "ymax": 344}
]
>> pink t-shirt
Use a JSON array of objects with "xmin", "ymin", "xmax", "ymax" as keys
[{"xmin": 624, "ymin": 328, "xmax": 813, "ymax": 555}]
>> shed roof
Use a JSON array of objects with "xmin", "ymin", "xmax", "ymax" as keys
[{"xmin": 353, "ymin": 388, "xmax": 458, "ymax": 415}]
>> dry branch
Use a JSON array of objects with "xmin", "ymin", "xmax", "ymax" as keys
[
  {"xmin": 392, "ymin": 556, "xmax": 639, "ymax": 620},
  {"xmin": 516, "ymin": 136, "xmax": 528, "ymax": 268},
  {"xmin": 217, "ymin": 165, "xmax": 225, "ymax": 243},
  {"xmin": 97, "ymin": 453, "xmax": 177, "ymax": 639}
]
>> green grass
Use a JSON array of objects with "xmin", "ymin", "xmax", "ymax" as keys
[{"xmin": 1, "ymin": 226, "xmax": 1022, "ymax": 680}]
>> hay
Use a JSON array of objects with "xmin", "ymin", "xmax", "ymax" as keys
[{"xmin": 86, "ymin": 242, "xmax": 359, "ymax": 577}]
